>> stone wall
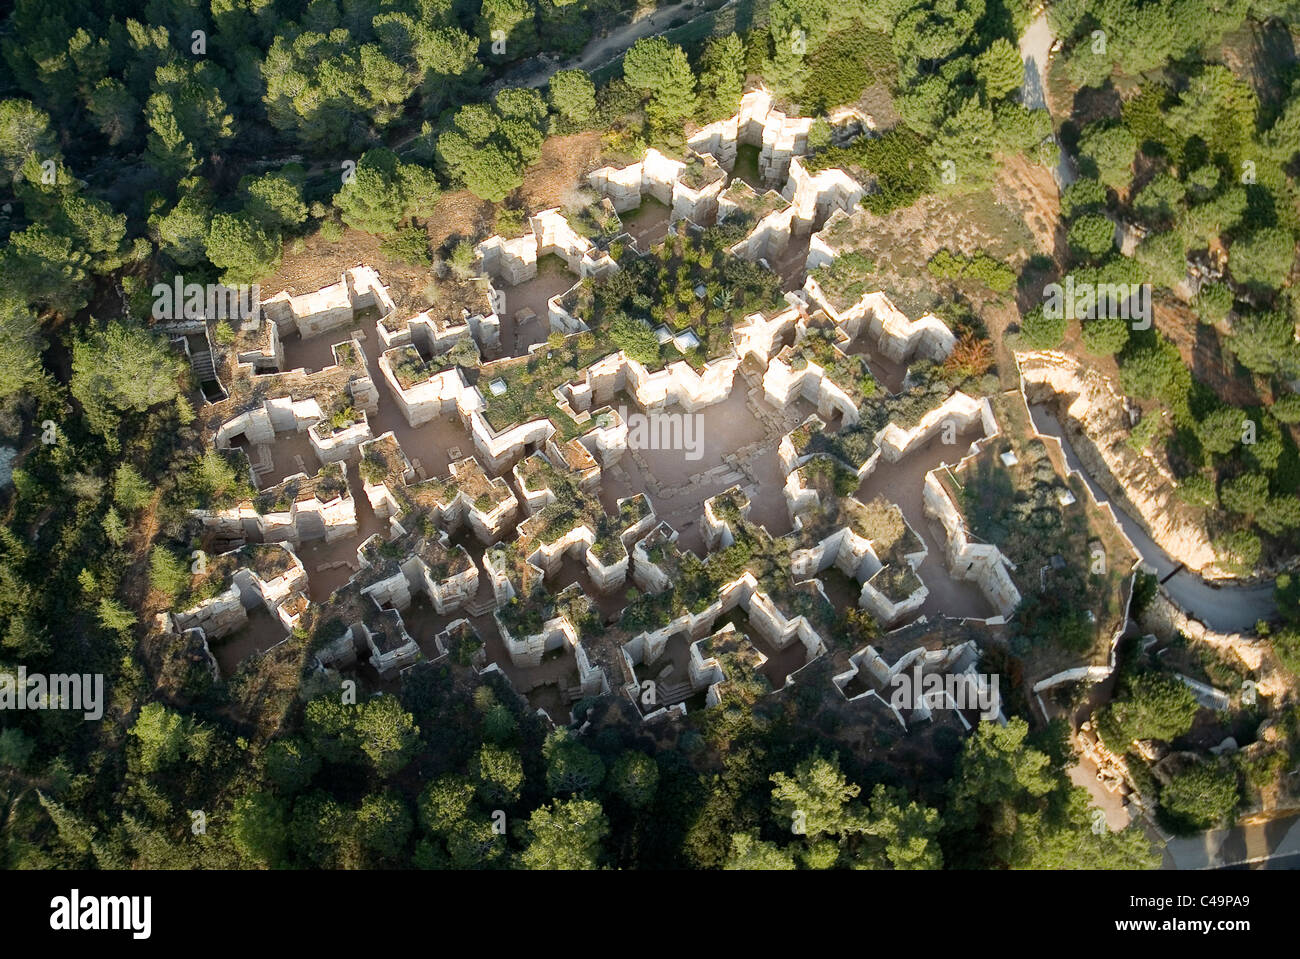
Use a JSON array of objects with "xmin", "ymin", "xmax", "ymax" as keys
[
  {"xmin": 732, "ymin": 307, "xmax": 800, "ymax": 366},
  {"xmin": 833, "ymin": 639, "xmax": 1001, "ymax": 729},
  {"xmin": 804, "ymin": 281, "xmax": 956, "ymax": 365},
  {"xmin": 261, "ymin": 266, "xmax": 395, "ymax": 340},
  {"xmin": 404, "ymin": 549, "xmax": 479, "ymax": 614},
  {"xmin": 922, "ymin": 472, "xmax": 1021, "ymax": 618},
  {"xmin": 762, "ymin": 351, "xmax": 861, "ymax": 426},
  {"xmin": 875, "ymin": 392, "xmax": 994, "ymax": 464},
  {"xmin": 359, "ymin": 615, "xmax": 419, "ymax": 679},
  {"xmin": 309, "ymin": 414, "xmax": 373, "ymax": 465},
  {"xmin": 1017, "ymin": 351, "xmax": 1219, "ymax": 574},
  {"xmin": 196, "ymin": 484, "xmax": 358, "ymax": 546},
  {"xmin": 587, "ymin": 148, "xmax": 684, "ymax": 213},
  {"xmin": 170, "ymin": 544, "xmax": 307, "ymax": 640},
  {"xmin": 479, "ymin": 208, "xmax": 620, "ymax": 290},
  {"xmin": 688, "ymin": 88, "xmax": 813, "ymax": 184},
  {"xmin": 729, "ymin": 206, "xmax": 797, "ymax": 262},
  {"xmin": 782, "ymin": 157, "xmax": 863, "ymax": 233}
]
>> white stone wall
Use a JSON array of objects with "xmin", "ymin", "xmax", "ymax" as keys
[
  {"xmin": 361, "ymin": 617, "xmax": 419, "ymax": 679},
  {"xmin": 762, "ymin": 352, "xmax": 860, "ymax": 427},
  {"xmin": 729, "ymin": 206, "xmax": 797, "ymax": 262},
  {"xmin": 630, "ymin": 523, "xmax": 677, "ymax": 594},
  {"xmin": 477, "ymin": 233, "xmax": 538, "ymax": 286},
  {"xmin": 688, "ymin": 88, "xmax": 813, "ymax": 184},
  {"xmin": 875, "ymin": 392, "xmax": 992, "ymax": 463},
  {"xmin": 804, "ymin": 280, "xmax": 956, "ymax": 365},
  {"xmin": 309, "ymin": 414, "xmax": 373, "ymax": 465},
  {"xmin": 261, "ymin": 266, "xmax": 395, "ymax": 340},
  {"xmin": 922, "ymin": 472, "xmax": 1021, "ymax": 616},
  {"xmin": 783, "ymin": 157, "xmax": 863, "ymax": 233},
  {"xmin": 732, "ymin": 307, "xmax": 800, "ymax": 366},
  {"xmin": 589, "ymin": 148, "xmax": 728, "ymax": 226},
  {"xmin": 195, "ymin": 484, "xmax": 358, "ymax": 546},
  {"xmin": 402, "ymin": 549, "xmax": 479, "ymax": 614},
  {"xmin": 860, "ymin": 574, "xmax": 928, "ymax": 627},
  {"xmin": 170, "ymin": 544, "xmax": 307, "ymax": 640},
  {"xmin": 379, "ymin": 352, "xmax": 471, "ymax": 427},
  {"xmin": 586, "ymin": 546, "xmax": 629, "ymax": 593}
]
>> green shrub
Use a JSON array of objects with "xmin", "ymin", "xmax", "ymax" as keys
[
  {"xmin": 1017, "ymin": 305, "xmax": 1067, "ymax": 350},
  {"xmin": 1214, "ymin": 528, "xmax": 1262, "ymax": 571},
  {"xmin": 1060, "ymin": 177, "xmax": 1107, "ymax": 219},
  {"xmin": 1193, "ymin": 282, "xmax": 1233, "ymax": 324},
  {"xmin": 1082, "ymin": 315, "xmax": 1130, "ymax": 354},
  {"xmin": 1176, "ymin": 473, "xmax": 1218, "ymax": 509},
  {"xmin": 1097, "ymin": 671, "xmax": 1199, "ymax": 745},
  {"xmin": 1067, "ymin": 214, "xmax": 1116, "ymax": 258},
  {"xmin": 149, "ymin": 547, "xmax": 190, "ymax": 602},
  {"xmin": 927, "ymin": 249, "xmax": 1016, "ymax": 293},
  {"xmin": 1271, "ymin": 394, "xmax": 1300, "ymax": 423},
  {"xmin": 1160, "ymin": 761, "xmax": 1239, "ymax": 833},
  {"xmin": 380, "ymin": 227, "xmax": 431, "ymax": 266}
]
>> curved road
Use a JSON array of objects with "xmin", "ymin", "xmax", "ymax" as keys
[
  {"xmin": 1030, "ymin": 405, "xmax": 1275, "ymax": 632},
  {"xmin": 1015, "ymin": 16, "xmax": 1274, "ymax": 632},
  {"xmin": 1018, "ymin": 15, "xmax": 1077, "ymax": 188},
  {"xmin": 493, "ymin": 0, "xmax": 737, "ymax": 92}
]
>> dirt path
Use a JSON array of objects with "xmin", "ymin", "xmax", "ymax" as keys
[
  {"xmin": 494, "ymin": 0, "xmax": 735, "ymax": 91},
  {"xmin": 1018, "ymin": 14, "xmax": 1077, "ymax": 188}
]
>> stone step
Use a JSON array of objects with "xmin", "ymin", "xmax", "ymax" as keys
[
  {"xmin": 190, "ymin": 354, "xmax": 216, "ymax": 378},
  {"xmin": 652, "ymin": 683, "xmax": 694, "ymax": 706}
]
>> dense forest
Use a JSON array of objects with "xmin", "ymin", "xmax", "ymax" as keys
[{"xmin": 0, "ymin": 0, "xmax": 1295, "ymax": 869}]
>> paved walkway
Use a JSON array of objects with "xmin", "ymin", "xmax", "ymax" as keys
[
  {"xmin": 1030, "ymin": 404, "xmax": 1276, "ymax": 631},
  {"xmin": 1018, "ymin": 14, "xmax": 1077, "ymax": 188},
  {"xmin": 1164, "ymin": 811, "xmax": 1300, "ymax": 869}
]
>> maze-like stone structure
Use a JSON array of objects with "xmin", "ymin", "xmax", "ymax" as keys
[{"xmin": 157, "ymin": 87, "xmax": 1133, "ymax": 729}]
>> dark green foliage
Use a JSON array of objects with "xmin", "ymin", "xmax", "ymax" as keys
[
  {"xmin": 1096, "ymin": 672, "xmax": 1199, "ymax": 747},
  {"xmin": 548, "ymin": 68, "xmax": 596, "ymax": 123},
  {"xmin": 1060, "ymin": 178, "xmax": 1108, "ymax": 220},
  {"xmin": 1119, "ymin": 332, "xmax": 1191, "ymax": 414},
  {"xmin": 1017, "ymin": 305, "xmax": 1067, "ymax": 350},
  {"xmin": 808, "ymin": 127, "xmax": 933, "ymax": 214},
  {"xmin": 1159, "ymin": 761, "xmax": 1240, "ymax": 833},
  {"xmin": 927, "ymin": 249, "xmax": 1016, "ymax": 293},
  {"xmin": 1081, "ymin": 316, "xmax": 1130, "ymax": 355},
  {"xmin": 1068, "ymin": 214, "xmax": 1116, "ymax": 259},
  {"xmin": 622, "ymin": 36, "xmax": 697, "ymax": 134},
  {"xmin": 1229, "ymin": 227, "xmax": 1296, "ymax": 292},
  {"xmin": 380, "ymin": 227, "xmax": 432, "ymax": 266},
  {"xmin": 801, "ymin": 30, "xmax": 896, "ymax": 114},
  {"xmin": 1078, "ymin": 124, "xmax": 1137, "ymax": 191},
  {"xmin": 335, "ymin": 148, "xmax": 441, "ymax": 234}
]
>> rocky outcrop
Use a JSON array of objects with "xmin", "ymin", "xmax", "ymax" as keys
[{"xmin": 1017, "ymin": 351, "xmax": 1220, "ymax": 575}]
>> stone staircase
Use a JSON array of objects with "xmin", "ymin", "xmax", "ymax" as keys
[
  {"xmin": 650, "ymin": 679, "xmax": 694, "ymax": 707},
  {"xmin": 189, "ymin": 350, "xmax": 216, "ymax": 382}
]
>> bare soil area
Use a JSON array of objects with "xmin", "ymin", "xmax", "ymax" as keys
[
  {"xmin": 263, "ymin": 132, "xmax": 607, "ymax": 318},
  {"xmin": 830, "ymin": 171, "xmax": 1043, "ymax": 319}
]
